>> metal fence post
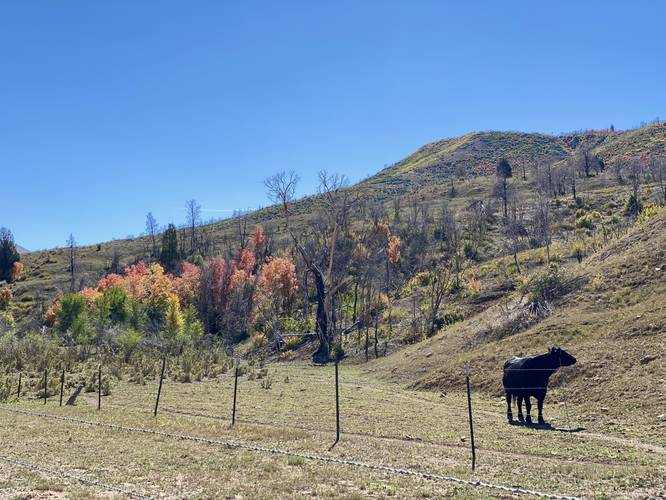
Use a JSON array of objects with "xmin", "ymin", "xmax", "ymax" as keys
[
  {"xmin": 97, "ymin": 365, "xmax": 102, "ymax": 410},
  {"xmin": 59, "ymin": 368, "xmax": 65, "ymax": 407},
  {"xmin": 154, "ymin": 355, "xmax": 167, "ymax": 417},
  {"xmin": 465, "ymin": 364, "xmax": 476, "ymax": 471},
  {"xmin": 232, "ymin": 358, "xmax": 239, "ymax": 426}
]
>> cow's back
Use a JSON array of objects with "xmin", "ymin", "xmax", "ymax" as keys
[{"xmin": 503, "ymin": 356, "xmax": 530, "ymax": 390}]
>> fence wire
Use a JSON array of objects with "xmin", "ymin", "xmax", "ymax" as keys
[
  {"xmin": 0, "ymin": 406, "xmax": 581, "ymax": 500},
  {"xmin": 0, "ymin": 452, "xmax": 154, "ymax": 499}
]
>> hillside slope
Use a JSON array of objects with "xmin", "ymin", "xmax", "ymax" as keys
[
  {"xmin": 6, "ymin": 123, "xmax": 666, "ymax": 332},
  {"xmin": 366, "ymin": 211, "xmax": 666, "ymax": 443}
]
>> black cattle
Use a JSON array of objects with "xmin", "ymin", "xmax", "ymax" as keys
[{"xmin": 503, "ymin": 347, "xmax": 576, "ymax": 425}]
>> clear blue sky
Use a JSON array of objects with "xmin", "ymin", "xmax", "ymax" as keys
[{"xmin": 2, "ymin": 1, "xmax": 665, "ymax": 250}]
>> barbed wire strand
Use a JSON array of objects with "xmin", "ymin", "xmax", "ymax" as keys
[
  {"xmin": 0, "ymin": 406, "xmax": 581, "ymax": 500},
  {"xmin": 0, "ymin": 452, "xmax": 154, "ymax": 500}
]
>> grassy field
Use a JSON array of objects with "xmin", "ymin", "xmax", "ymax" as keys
[{"xmin": 1, "ymin": 362, "xmax": 664, "ymax": 499}]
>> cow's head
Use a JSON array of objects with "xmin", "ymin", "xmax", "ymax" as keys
[{"xmin": 550, "ymin": 347, "xmax": 576, "ymax": 366}]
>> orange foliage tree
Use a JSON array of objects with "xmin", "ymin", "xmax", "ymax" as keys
[{"xmin": 10, "ymin": 261, "xmax": 24, "ymax": 281}]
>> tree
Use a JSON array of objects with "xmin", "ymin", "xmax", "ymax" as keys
[
  {"xmin": 0, "ymin": 227, "xmax": 20, "ymax": 283},
  {"xmin": 160, "ymin": 224, "xmax": 180, "ymax": 272},
  {"xmin": 495, "ymin": 158, "xmax": 513, "ymax": 218},
  {"xmin": 145, "ymin": 212, "xmax": 159, "ymax": 258},
  {"xmin": 265, "ymin": 170, "xmax": 355, "ymax": 363},
  {"xmin": 425, "ymin": 261, "xmax": 452, "ymax": 337},
  {"xmin": 503, "ymin": 194, "xmax": 527, "ymax": 273},
  {"xmin": 533, "ymin": 192, "xmax": 552, "ymax": 263},
  {"xmin": 566, "ymin": 157, "xmax": 576, "ymax": 200},
  {"xmin": 185, "ymin": 199, "xmax": 201, "ymax": 255},
  {"xmin": 652, "ymin": 157, "xmax": 666, "ymax": 205},
  {"xmin": 66, "ymin": 234, "xmax": 77, "ymax": 291},
  {"xmin": 164, "ymin": 296, "xmax": 184, "ymax": 349},
  {"xmin": 576, "ymin": 148, "xmax": 601, "ymax": 177},
  {"xmin": 439, "ymin": 204, "xmax": 463, "ymax": 289},
  {"xmin": 255, "ymin": 257, "xmax": 298, "ymax": 348}
]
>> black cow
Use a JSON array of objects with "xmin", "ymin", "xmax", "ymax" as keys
[{"xmin": 503, "ymin": 347, "xmax": 576, "ymax": 425}]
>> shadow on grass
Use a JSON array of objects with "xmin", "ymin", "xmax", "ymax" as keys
[{"xmin": 508, "ymin": 420, "xmax": 586, "ymax": 433}]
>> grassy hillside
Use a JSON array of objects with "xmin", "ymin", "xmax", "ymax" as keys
[
  {"xmin": 367, "ymin": 210, "xmax": 666, "ymax": 442},
  {"xmin": 5, "ymin": 123, "xmax": 666, "ymax": 334}
]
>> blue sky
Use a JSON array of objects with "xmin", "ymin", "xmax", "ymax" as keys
[{"xmin": 1, "ymin": 1, "xmax": 665, "ymax": 250}]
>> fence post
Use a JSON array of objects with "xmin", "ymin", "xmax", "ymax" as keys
[
  {"xmin": 232, "ymin": 357, "xmax": 239, "ymax": 426},
  {"xmin": 465, "ymin": 364, "xmax": 476, "ymax": 471},
  {"xmin": 329, "ymin": 359, "xmax": 341, "ymax": 450},
  {"xmin": 59, "ymin": 368, "xmax": 65, "ymax": 407},
  {"xmin": 17, "ymin": 372, "xmax": 21, "ymax": 399},
  {"xmin": 43, "ymin": 368, "xmax": 48, "ymax": 405},
  {"xmin": 154, "ymin": 355, "xmax": 167, "ymax": 417},
  {"xmin": 97, "ymin": 364, "xmax": 102, "ymax": 410}
]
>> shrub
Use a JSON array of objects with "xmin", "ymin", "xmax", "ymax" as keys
[
  {"xmin": 96, "ymin": 286, "xmax": 131, "ymax": 325},
  {"xmin": 57, "ymin": 293, "xmax": 87, "ymax": 333},
  {"xmin": 572, "ymin": 242, "xmax": 586, "ymax": 263},
  {"xmin": 463, "ymin": 240, "xmax": 479, "ymax": 260},
  {"xmin": 260, "ymin": 373, "xmax": 273, "ymax": 390},
  {"xmin": 116, "ymin": 328, "xmax": 143, "ymax": 362},
  {"xmin": 636, "ymin": 204, "xmax": 664, "ymax": 225},
  {"xmin": 625, "ymin": 193, "xmax": 643, "ymax": 217},
  {"xmin": 575, "ymin": 212, "xmax": 600, "ymax": 231},
  {"xmin": 0, "ymin": 287, "xmax": 12, "ymax": 310},
  {"xmin": 521, "ymin": 264, "xmax": 567, "ymax": 309}
]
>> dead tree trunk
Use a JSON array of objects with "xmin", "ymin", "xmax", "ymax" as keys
[{"xmin": 65, "ymin": 385, "xmax": 84, "ymax": 406}]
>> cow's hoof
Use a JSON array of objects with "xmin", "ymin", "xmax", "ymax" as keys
[
  {"xmin": 526, "ymin": 417, "xmax": 533, "ymax": 425},
  {"xmin": 517, "ymin": 415, "xmax": 524, "ymax": 423},
  {"xmin": 538, "ymin": 417, "xmax": 545, "ymax": 425}
]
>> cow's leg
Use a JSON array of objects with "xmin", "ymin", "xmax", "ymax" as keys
[
  {"xmin": 537, "ymin": 397, "xmax": 545, "ymax": 425},
  {"xmin": 517, "ymin": 396, "xmax": 524, "ymax": 422},
  {"xmin": 525, "ymin": 397, "xmax": 533, "ymax": 424},
  {"xmin": 506, "ymin": 392, "xmax": 513, "ymax": 422}
]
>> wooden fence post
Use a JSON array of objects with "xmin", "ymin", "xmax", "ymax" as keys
[
  {"xmin": 17, "ymin": 372, "xmax": 21, "ymax": 399},
  {"xmin": 154, "ymin": 355, "xmax": 167, "ymax": 417},
  {"xmin": 97, "ymin": 365, "xmax": 102, "ymax": 410},
  {"xmin": 232, "ymin": 358, "xmax": 239, "ymax": 425},
  {"xmin": 43, "ymin": 368, "xmax": 47, "ymax": 405},
  {"xmin": 59, "ymin": 368, "xmax": 65, "ymax": 407},
  {"xmin": 465, "ymin": 364, "xmax": 476, "ymax": 471}
]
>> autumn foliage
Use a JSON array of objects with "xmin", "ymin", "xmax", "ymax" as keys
[
  {"xmin": 45, "ymin": 225, "xmax": 299, "ymax": 349},
  {"xmin": 10, "ymin": 261, "xmax": 24, "ymax": 281}
]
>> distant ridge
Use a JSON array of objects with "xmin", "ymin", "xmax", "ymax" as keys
[{"xmin": 16, "ymin": 244, "xmax": 30, "ymax": 254}]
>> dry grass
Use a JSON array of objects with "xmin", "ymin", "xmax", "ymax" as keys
[{"xmin": 1, "ymin": 361, "xmax": 665, "ymax": 499}]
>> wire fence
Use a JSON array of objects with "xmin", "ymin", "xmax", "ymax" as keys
[
  {"xmin": 0, "ymin": 451, "xmax": 154, "ymax": 499},
  {"xmin": 0, "ymin": 406, "xmax": 581, "ymax": 500},
  {"xmin": 2, "ymin": 360, "xmax": 656, "ymax": 499}
]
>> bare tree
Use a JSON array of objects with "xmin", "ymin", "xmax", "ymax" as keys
[
  {"xmin": 425, "ymin": 261, "xmax": 451, "ymax": 337},
  {"xmin": 440, "ymin": 204, "xmax": 463, "ymax": 289},
  {"xmin": 533, "ymin": 192, "xmax": 552, "ymax": 263},
  {"xmin": 651, "ymin": 157, "xmax": 666, "ymax": 205},
  {"xmin": 185, "ymin": 199, "xmax": 201, "ymax": 255},
  {"xmin": 503, "ymin": 194, "xmax": 527, "ymax": 273},
  {"xmin": 569, "ymin": 157, "xmax": 577, "ymax": 200},
  {"xmin": 236, "ymin": 213, "xmax": 249, "ymax": 250},
  {"xmin": 145, "ymin": 212, "xmax": 159, "ymax": 258},
  {"xmin": 66, "ymin": 234, "xmax": 77, "ymax": 291},
  {"xmin": 626, "ymin": 158, "xmax": 643, "ymax": 201},
  {"xmin": 576, "ymin": 148, "xmax": 601, "ymax": 177},
  {"xmin": 265, "ymin": 170, "xmax": 355, "ymax": 363}
]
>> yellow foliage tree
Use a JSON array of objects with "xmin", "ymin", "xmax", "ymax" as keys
[{"xmin": 164, "ymin": 296, "xmax": 184, "ymax": 344}]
